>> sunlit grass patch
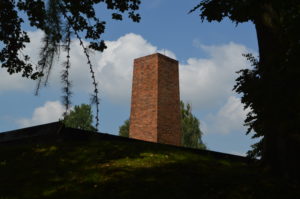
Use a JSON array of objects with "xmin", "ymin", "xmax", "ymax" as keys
[
  {"xmin": 33, "ymin": 145, "xmax": 58, "ymax": 156},
  {"xmin": 110, "ymin": 153, "xmax": 174, "ymax": 168}
]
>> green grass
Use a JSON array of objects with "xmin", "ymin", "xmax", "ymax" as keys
[{"xmin": 0, "ymin": 137, "xmax": 299, "ymax": 199}]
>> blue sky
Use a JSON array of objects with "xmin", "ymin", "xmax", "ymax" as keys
[{"xmin": 0, "ymin": 0, "xmax": 259, "ymax": 155}]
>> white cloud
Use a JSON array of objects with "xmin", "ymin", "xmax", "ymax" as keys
[
  {"xmin": 0, "ymin": 68, "xmax": 35, "ymax": 93},
  {"xmin": 2, "ymin": 31, "xmax": 254, "ymax": 135},
  {"xmin": 1, "ymin": 31, "xmax": 251, "ymax": 110},
  {"xmin": 0, "ymin": 30, "xmax": 42, "ymax": 92},
  {"xmin": 203, "ymin": 96, "xmax": 250, "ymax": 134},
  {"xmin": 0, "ymin": 30, "xmax": 49, "ymax": 93},
  {"xmin": 50, "ymin": 33, "xmax": 175, "ymax": 102},
  {"xmin": 180, "ymin": 42, "xmax": 250, "ymax": 110},
  {"xmin": 17, "ymin": 101, "xmax": 65, "ymax": 127},
  {"xmin": 94, "ymin": 33, "xmax": 158, "ymax": 102},
  {"xmin": 1, "ymin": 31, "xmax": 176, "ymax": 102}
]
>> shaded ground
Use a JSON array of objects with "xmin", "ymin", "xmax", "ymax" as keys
[{"xmin": 0, "ymin": 125, "xmax": 299, "ymax": 199}]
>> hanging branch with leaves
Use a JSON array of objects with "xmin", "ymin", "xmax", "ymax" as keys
[
  {"xmin": 1, "ymin": 0, "xmax": 141, "ymax": 131},
  {"xmin": 61, "ymin": 24, "xmax": 72, "ymax": 117},
  {"xmin": 59, "ymin": 1, "xmax": 101, "ymax": 129}
]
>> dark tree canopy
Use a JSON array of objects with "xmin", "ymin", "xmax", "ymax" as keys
[
  {"xmin": 191, "ymin": 0, "xmax": 300, "ymax": 178},
  {"xmin": 0, "ymin": 0, "xmax": 140, "ymax": 78},
  {"xmin": 0, "ymin": 0, "xmax": 141, "ymax": 129}
]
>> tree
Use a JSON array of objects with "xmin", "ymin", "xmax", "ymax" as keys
[
  {"xmin": 119, "ymin": 119, "xmax": 130, "ymax": 137},
  {"xmin": 118, "ymin": 101, "xmax": 206, "ymax": 149},
  {"xmin": 191, "ymin": 0, "xmax": 300, "ymax": 177},
  {"xmin": 180, "ymin": 101, "xmax": 206, "ymax": 149},
  {"xmin": 63, "ymin": 104, "xmax": 97, "ymax": 132},
  {"xmin": 0, "ymin": 0, "xmax": 141, "ymax": 79},
  {"xmin": 0, "ymin": 0, "xmax": 141, "ymax": 128}
]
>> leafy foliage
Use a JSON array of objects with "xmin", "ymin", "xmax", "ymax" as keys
[
  {"xmin": 180, "ymin": 101, "xmax": 206, "ymax": 149},
  {"xmin": 0, "ymin": 0, "xmax": 141, "ymax": 129},
  {"xmin": 119, "ymin": 119, "xmax": 130, "ymax": 137},
  {"xmin": 191, "ymin": 0, "xmax": 300, "ymax": 177},
  {"xmin": 0, "ymin": 0, "xmax": 36, "ymax": 78},
  {"xmin": 1, "ymin": 0, "xmax": 140, "ymax": 80},
  {"xmin": 189, "ymin": 0, "xmax": 258, "ymax": 23},
  {"xmin": 63, "ymin": 104, "xmax": 97, "ymax": 132},
  {"xmin": 118, "ymin": 101, "xmax": 206, "ymax": 149},
  {"xmin": 233, "ymin": 53, "xmax": 262, "ymax": 158}
]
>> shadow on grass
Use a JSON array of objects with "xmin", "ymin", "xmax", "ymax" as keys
[{"xmin": 0, "ymin": 136, "xmax": 299, "ymax": 199}]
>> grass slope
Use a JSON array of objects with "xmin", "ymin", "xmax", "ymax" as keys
[{"xmin": 0, "ymin": 129, "xmax": 299, "ymax": 199}]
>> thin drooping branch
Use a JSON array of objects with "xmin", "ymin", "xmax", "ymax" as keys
[
  {"xmin": 75, "ymin": 34, "xmax": 100, "ymax": 131},
  {"xmin": 35, "ymin": 37, "xmax": 57, "ymax": 95},
  {"xmin": 61, "ymin": 25, "xmax": 72, "ymax": 117},
  {"xmin": 35, "ymin": 0, "xmax": 62, "ymax": 95},
  {"xmin": 9, "ymin": 0, "xmax": 141, "ymax": 130},
  {"xmin": 59, "ymin": 5, "xmax": 100, "ymax": 130}
]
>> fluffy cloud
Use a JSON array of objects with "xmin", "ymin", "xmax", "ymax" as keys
[
  {"xmin": 3, "ymin": 31, "xmax": 254, "ymax": 135},
  {"xmin": 57, "ymin": 33, "xmax": 175, "ymax": 102},
  {"xmin": 1, "ymin": 31, "xmax": 249, "ymax": 109},
  {"xmin": 17, "ymin": 101, "xmax": 65, "ymax": 127},
  {"xmin": 180, "ymin": 42, "xmax": 250, "ymax": 110},
  {"xmin": 0, "ymin": 69, "xmax": 35, "ymax": 93},
  {"xmin": 1, "ymin": 31, "xmax": 175, "ymax": 101},
  {"xmin": 0, "ymin": 30, "xmax": 48, "ymax": 93},
  {"xmin": 202, "ymin": 96, "xmax": 250, "ymax": 134},
  {"xmin": 94, "ymin": 33, "xmax": 174, "ymax": 102}
]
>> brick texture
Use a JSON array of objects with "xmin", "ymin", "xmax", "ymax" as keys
[{"xmin": 129, "ymin": 53, "xmax": 181, "ymax": 146}]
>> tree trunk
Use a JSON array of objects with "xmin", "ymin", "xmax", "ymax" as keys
[{"xmin": 254, "ymin": 2, "xmax": 300, "ymax": 179}]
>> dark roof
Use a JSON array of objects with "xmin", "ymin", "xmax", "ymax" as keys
[
  {"xmin": 0, "ymin": 122, "xmax": 63, "ymax": 143},
  {"xmin": 0, "ymin": 122, "xmax": 127, "ymax": 144},
  {"xmin": 0, "ymin": 122, "xmax": 253, "ymax": 163}
]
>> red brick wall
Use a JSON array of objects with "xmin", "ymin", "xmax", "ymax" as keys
[
  {"xmin": 157, "ymin": 54, "xmax": 181, "ymax": 146},
  {"xmin": 129, "ymin": 53, "xmax": 181, "ymax": 146},
  {"xmin": 129, "ymin": 54, "xmax": 158, "ymax": 142}
]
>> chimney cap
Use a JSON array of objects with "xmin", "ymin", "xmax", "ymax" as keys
[{"xmin": 134, "ymin": 53, "xmax": 178, "ymax": 63}]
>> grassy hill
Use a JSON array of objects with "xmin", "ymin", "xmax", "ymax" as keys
[{"xmin": 0, "ymin": 124, "xmax": 299, "ymax": 199}]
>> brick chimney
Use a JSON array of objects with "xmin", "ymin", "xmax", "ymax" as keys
[{"xmin": 129, "ymin": 53, "xmax": 181, "ymax": 146}]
